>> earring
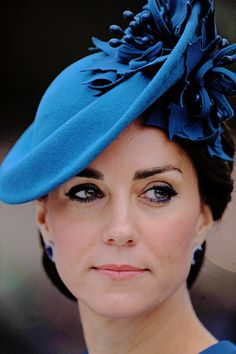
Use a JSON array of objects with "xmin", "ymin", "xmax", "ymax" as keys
[
  {"xmin": 45, "ymin": 241, "xmax": 55, "ymax": 262},
  {"xmin": 191, "ymin": 244, "xmax": 202, "ymax": 265}
]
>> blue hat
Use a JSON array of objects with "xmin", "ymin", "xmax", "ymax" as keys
[{"xmin": 0, "ymin": 0, "xmax": 236, "ymax": 204}]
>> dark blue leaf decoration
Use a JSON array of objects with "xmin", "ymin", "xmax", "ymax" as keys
[{"xmin": 82, "ymin": 0, "xmax": 236, "ymax": 160}]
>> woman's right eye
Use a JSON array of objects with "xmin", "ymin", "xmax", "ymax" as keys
[{"xmin": 65, "ymin": 184, "xmax": 104, "ymax": 203}]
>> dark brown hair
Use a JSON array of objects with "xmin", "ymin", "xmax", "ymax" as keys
[{"xmin": 176, "ymin": 125, "xmax": 235, "ymax": 221}]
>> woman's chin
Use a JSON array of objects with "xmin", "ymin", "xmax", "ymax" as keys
[{"xmin": 78, "ymin": 291, "xmax": 164, "ymax": 320}]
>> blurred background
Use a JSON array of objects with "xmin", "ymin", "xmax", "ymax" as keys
[{"xmin": 1, "ymin": 1, "xmax": 236, "ymax": 353}]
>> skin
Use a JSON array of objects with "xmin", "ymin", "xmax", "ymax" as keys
[{"xmin": 36, "ymin": 122, "xmax": 216, "ymax": 354}]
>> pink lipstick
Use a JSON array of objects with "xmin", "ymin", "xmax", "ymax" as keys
[{"xmin": 93, "ymin": 264, "xmax": 147, "ymax": 280}]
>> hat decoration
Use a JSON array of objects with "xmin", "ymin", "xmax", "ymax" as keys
[{"xmin": 84, "ymin": 0, "xmax": 236, "ymax": 160}]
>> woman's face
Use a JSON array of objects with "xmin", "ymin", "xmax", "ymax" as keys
[{"xmin": 36, "ymin": 123, "xmax": 212, "ymax": 319}]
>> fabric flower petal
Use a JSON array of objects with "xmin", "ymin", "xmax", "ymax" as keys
[{"xmin": 81, "ymin": 0, "xmax": 236, "ymax": 160}]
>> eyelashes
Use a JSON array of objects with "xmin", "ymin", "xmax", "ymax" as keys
[
  {"xmin": 65, "ymin": 182, "xmax": 177, "ymax": 205},
  {"xmin": 65, "ymin": 184, "xmax": 104, "ymax": 203},
  {"xmin": 140, "ymin": 183, "xmax": 177, "ymax": 204}
]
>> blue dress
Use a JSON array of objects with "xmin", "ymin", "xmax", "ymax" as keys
[
  {"xmin": 200, "ymin": 341, "xmax": 236, "ymax": 353},
  {"xmin": 83, "ymin": 341, "xmax": 236, "ymax": 354}
]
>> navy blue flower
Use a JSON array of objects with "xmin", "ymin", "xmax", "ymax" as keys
[
  {"xmin": 161, "ymin": 41, "xmax": 236, "ymax": 159},
  {"xmin": 191, "ymin": 43, "xmax": 236, "ymax": 120},
  {"xmin": 82, "ymin": 0, "xmax": 236, "ymax": 159},
  {"xmin": 84, "ymin": 0, "xmax": 219, "ymax": 92}
]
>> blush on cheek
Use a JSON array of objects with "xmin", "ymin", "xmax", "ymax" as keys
[
  {"xmin": 53, "ymin": 221, "xmax": 90, "ymax": 257},
  {"xmin": 49, "ymin": 218, "xmax": 93, "ymax": 295},
  {"xmin": 47, "ymin": 207, "xmax": 98, "ymax": 269},
  {"xmin": 149, "ymin": 213, "xmax": 198, "ymax": 266}
]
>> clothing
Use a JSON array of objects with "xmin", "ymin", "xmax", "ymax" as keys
[
  {"xmin": 82, "ymin": 341, "xmax": 236, "ymax": 354},
  {"xmin": 200, "ymin": 341, "xmax": 236, "ymax": 353}
]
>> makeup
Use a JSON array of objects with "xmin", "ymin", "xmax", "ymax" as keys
[{"xmin": 92, "ymin": 264, "xmax": 148, "ymax": 281}]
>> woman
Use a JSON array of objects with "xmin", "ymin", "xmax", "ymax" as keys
[{"xmin": 0, "ymin": 1, "xmax": 236, "ymax": 353}]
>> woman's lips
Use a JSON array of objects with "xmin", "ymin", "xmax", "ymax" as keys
[{"xmin": 92, "ymin": 264, "xmax": 148, "ymax": 280}]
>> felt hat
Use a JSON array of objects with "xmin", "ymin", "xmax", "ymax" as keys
[{"xmin": 0, "ymin": 0, "xmax": 236, "ymax": 204}]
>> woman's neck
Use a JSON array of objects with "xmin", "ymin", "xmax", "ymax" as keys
[{"xmin": 78, "ymin": 285, "xmax": 217, "ymax": 354}]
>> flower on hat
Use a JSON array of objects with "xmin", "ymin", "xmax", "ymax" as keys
[
  {"xmin": 165, "ymin": 41, "xmax": 236, "ymax": 159},
  {"xmin": 82, "ymin": 0, "xmax": 236, "ymax": 160}
]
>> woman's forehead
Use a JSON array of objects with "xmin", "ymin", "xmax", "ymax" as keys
[{"xmin": 87, "ymin": 122, "xmax": 190, "ymax": 174}]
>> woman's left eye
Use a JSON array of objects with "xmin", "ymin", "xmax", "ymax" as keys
[{"xmin": 141, "ymin": 183, "xmax": 177, "ymax": 204}]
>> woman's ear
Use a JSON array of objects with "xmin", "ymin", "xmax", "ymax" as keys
[
  {"xmin": 35, "ymin": 197, "xmax": 53, "ymax": 244},
  {"xmin": 194, "ymin": 202, "xmax": 213, "ymax": 245}
]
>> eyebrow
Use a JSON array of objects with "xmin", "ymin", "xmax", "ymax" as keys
[
  {"xmin": 77, "ymin": 165, "xmax": 182, "ymax": 181},
  {"xmin": 133, "ymin": 165, "xmax": 182, "ymax": 180},
  {"xmin": 76, "ymin": 167, "xmax": 104, "ymax": 180}
]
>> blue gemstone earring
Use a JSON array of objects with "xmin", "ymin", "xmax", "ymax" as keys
[
  {"xmin": 45, "ymin": 241, "xmax": 55, "ymax": 262},
  {"xmin": 191, "ymin": 245, "xmax": 203, "ymax": 265}
]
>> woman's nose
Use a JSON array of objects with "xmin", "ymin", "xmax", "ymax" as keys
[{"xmin": 102, "ymin": 201, "xmax": 138, "ymax": 247}]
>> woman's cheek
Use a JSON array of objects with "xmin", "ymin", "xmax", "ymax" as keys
[
  {"xmin": 49, "ymin": 217, "xmax": 95, "ymax": 291},
  {"xmin": 53, "ymin": 219, "xmax": 94, "ymax": 257},
  {"xmin": 146, "ymin": 211, "xmax": 199, "ymax": 266}
]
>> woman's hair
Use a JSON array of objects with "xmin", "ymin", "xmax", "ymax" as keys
[
  {"xmin": 40, "ymin": 235, "xmax": 77, "ymax": 301},
  {"xmin": 175, "ymin": 124, "xmax": 235, "ymax": 221},
  {"xmin": 39, "ymin": 123, "xmax": 235, "ymax": 302}
]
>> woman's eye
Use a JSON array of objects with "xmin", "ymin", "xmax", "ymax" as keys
[
  {"xmin": 141, "ymin": 183, "xmax": 177, "ymax": 204},
  {"xmin": 65, "ymin": 184, "xmax": 104, "ymax": 203}
]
